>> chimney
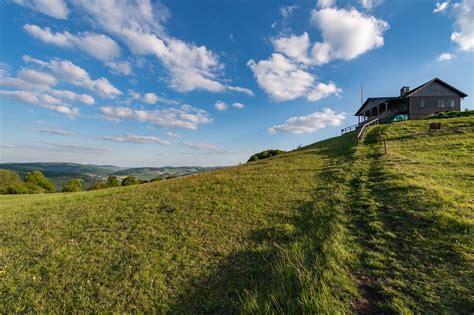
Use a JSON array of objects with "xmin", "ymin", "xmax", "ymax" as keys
[{"xmin": 400, "ymin": 86, "xmax": 410, "ymax": 96}]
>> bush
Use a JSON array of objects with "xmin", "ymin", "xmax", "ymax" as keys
[
  {"xmin": 25, "ymin": 170, "xmax": 56, "ymax": 193},
  {"xmin": 426, "ymin": 109, "xmax": 474, "ymax": 119},
  {"xmin": 89, "ymin": 181, "xmax": 108, "ymax": 191},
  {"xmin": 107, "ymin": 176, "xmax": 120, "ymax": 188},
  {"xmin": 247, "ymin": 149, "xmax": 286, "ymax": 163},
  {"xmin": 62, "ymin": 179, "xmax": 83, "ymax": 192},
  {"xmin": 0, "ymin": 169, "xmax": 28, "ymax": 194},
  {"xmin": 121, "ymin": 176, "xmax": 139, "ymax": 186}
]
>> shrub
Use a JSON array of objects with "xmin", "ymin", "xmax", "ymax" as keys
[
  {"xmin": 89, "ymin": 181, "xmax": 108, "ymax": 191},
  {"xmin": 62, "ymin": 179, "xmax": 83, "ymax": 192},
  {"xmin": 248, "ymin": 149, "xmax": 286, "ymax": 163},
  {"xmin": 121, "ymin": 176, "xmax": 139, "ymax": 186},
  {"xmin": 24, "ymin": 170, "xmax": 56, "ymax": 193},
  {"xmin": 426, "ymin": 109, "xmax": 474, "ymax": 119},
  {"xmin": 107, "ymin": 176, "xmax": 120, "ymax": 188},
  {"xmin": 0, "ymin": 169, "xmax": 28, "ymax": 194}
]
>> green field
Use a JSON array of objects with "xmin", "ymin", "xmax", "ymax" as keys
[{"xmin": 1, "ymin": 117, "xmax": 473, "ymax": 313}]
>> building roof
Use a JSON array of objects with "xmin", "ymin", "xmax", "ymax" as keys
[{"xmin": 354, "ymin": 78, "xmax": 468, "ymax": 116}]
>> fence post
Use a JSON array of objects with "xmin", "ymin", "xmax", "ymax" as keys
[{"xmin": 383, "ymin": 137, "xmax": 387, "ymax": 154}]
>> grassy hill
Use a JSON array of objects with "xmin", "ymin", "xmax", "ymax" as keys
[{"xmin": 1, "ymin": 116, "xmax": 472, "ymax": 313}]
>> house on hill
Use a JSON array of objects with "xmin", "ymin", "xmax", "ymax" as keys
[{"xmin": 355, "ymin": 78, "xmax": 468, "ymax": 124}]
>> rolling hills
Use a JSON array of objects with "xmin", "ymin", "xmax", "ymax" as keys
[
  {"xmin": 1, "ymin": 116, "xmax": 473, "ymax": 313},
  {"xmin": 0, "ymin": 163, "xmax": 220, "ymax": 190}
]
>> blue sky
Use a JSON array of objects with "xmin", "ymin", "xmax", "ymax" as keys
[{"xmin": 0, "ymin": 0, "xmax": 473, "ymax": 167}]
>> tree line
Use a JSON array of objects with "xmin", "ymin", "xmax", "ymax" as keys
[{"xmin": 0, "ymin": 169, "xmax": 162, "ymax": 195}]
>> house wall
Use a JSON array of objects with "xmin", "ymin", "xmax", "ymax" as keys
[
  {"xmin": 409, "ymin": 96, "xmax": 461, "ymax": 119},
  {"xmin": 408, "ymin": 81, "xmax": 462, "ymax": 119}
]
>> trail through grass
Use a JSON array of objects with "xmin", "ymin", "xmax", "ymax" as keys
[{"xmin": 1, "ymin": 117, "xmax": 473, "ymax": 313}]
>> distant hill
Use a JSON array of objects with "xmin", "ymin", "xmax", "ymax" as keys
[
  {"xmin": 0, "ymin": 162, "xmax": 221, "ymax": 190},
  {"xmin": 1, "ymin": 116, "xmax": 472, "ymax": 313}
]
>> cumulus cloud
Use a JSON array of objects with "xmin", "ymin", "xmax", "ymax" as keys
[
  {"xmin": 24, "ymin": 24, "xmax": 121, "ymax": 61},
  {"xmin": 226, "ymin": 86, "xmax": 255, "ymax": 96},
  {"xmin": 310, "ymin": 7, "xmax": 389, "ymax": 62},
  {"xmin": 24, "ymin": 56, "xmax": 122, "ymax": 98},
  {"xmin": 126, "ymin": 90, "xmax": 179, "ymax": 105},
  {"xmin": 437, "ymin": 52, "xmax": 455, "ymax": 62},
  {"xmin": 434, "ymin": 1, "xmax": 450, "ymax": 13},
  {"xmin": 272, "ymin": 33, "xmax": 312, "ymax": 65},
  {"xmin": 268, "ymin": 108, "xmax": 346, "ymax": 134},
  {"xmin": 18, "ymin": 69, "xmax": 58, "ymax": 87},
  {"xmin": 105, "ymin": 60, "xmax": 132, "ymax": 75},
  {"xmin": 248, "ymin": 53, "xmax": 339, "ymax": 102},
  {"xmin": 450, "ymin": 0, "xmax": 474, "ymax": 52},
  {"xmin": 49, "ymin": 89, "xmax": 95, "ymax": 105},
  {"xmin": 232, "ymin": 102, "xmax": 245, "ymax": 109},
  {"xmin": 72, "ymin": 0, "xmax": 252, "ymax": 95},
  {"xmin": 214, "ymin": 101, "xmax": 228, "ymax": 111},
  {"xmin": 34, "ymin": 127, "xmax": 75, "ymax": 136},
  {"xmin": 100, "ymin": 104, "xmax": 212, "ymax": 130},
  {"xmin": 102, "ymin": 134, "xmax": 170, "ymax": 144},
  {"xmin": 13, "ymin": 0, "xmax": 69, "ymax": 19},
  {"xmin": 0, "ymin": 90, "xmax": 80, "ymax": 117}
]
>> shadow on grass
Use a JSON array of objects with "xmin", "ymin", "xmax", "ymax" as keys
[
  {"xmin": 348, "ymin": 127, "xmax": 473, "ymax": 313},
  {"xmin": 169, "ymin": 133, "xmax": 359, "ymax": 314}
]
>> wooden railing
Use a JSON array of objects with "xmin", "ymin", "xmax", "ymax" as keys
[
  {"xmin": 357, "ymin": 118, "xmax": 379, "ymax": 143},
  {"xmin": 340, "ymin": 123, "xmax": 359, "ymax": 135}
]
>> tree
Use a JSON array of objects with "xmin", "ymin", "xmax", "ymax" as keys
[
  {"xmin": 107, "ymin": 176, "xmax": 120, "ymax": 188},
  {"xmin": 0, "ymin": 169, "xmax": 28, "ymax": 194},
  {"xmin": 121, "ymin": 176, "xmax": 139, "ymax": 186},
  {"xmin": 25, "ymin": 170, "xmax": 56, "ymax": 193},
  {"xmin": 62, "ymin": 179, "xmax": 83, "ymax": 192}
]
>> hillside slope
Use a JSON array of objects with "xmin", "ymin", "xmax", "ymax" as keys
[{"xmin": 1, "ymin": 117, "xmax": 472, "ymax": 313}]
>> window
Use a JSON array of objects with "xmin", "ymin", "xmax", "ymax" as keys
[
  {"xmin": 420, "ymin": 100, "xmax": 425, "ymax": 108},
  {"xmin": 437, "ymin": 99, "xmax": 446, "ymax": 108},
  {"xmin": 449, "ymin": 100, "xmax": 455, "ymax": 108}
]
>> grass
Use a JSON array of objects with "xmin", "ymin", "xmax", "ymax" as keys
[{"xmin": 1, "ymin": 116, "xmax": 473, "ymax": 313}]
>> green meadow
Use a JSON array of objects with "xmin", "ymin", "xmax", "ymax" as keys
[{"xmin": 1, "ymin": 116, "xmax": 473, "ymax": 313}]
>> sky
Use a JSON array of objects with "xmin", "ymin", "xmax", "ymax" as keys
[{"xmin": 0, "ymin": 0, "xmax": 473, "ymax": 167}]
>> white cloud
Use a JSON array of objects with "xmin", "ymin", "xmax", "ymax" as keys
[
  {"xmin": 226, "ymin": 86, "xmax": 255, "ymax": 96},
  {"xmin": 310, "ymin": 7, "xmax": 389, "ymax": 62},
  {"xmin": 232, "ymin": 102, "xmax": 245, "ymax": 109},
  {"xmin": 105, "ymin": 60, "xmax": 132, "ymax": 75},
  {"xmin": 248, "ymin": 53, "xmax": 339, "ymax": 102},
  {"xmin": 281, "ymin": 5, "xmax": 299, "ymax": 18},
  {"xmin": 102, "ymin": 135, "xmax": 170, "ymax": 145},
  {"xmin": 434, "ymin": 1, "xmax": 450, "ymax": 13},
  {"xmin": 359, "ymin": 0, "xmax": 383, "ymax": 10},
  {"xmin": 317, "ymin": 0, "xmax": 335, "ymax": 9},
  {"xmin": 49, "ymin": 89, "xmax": 95, "ymax": 105},
  {"xmin": 181, "ymin": 142, "xmax": 233, "ymax": 154},
  {"xmin": 24, "ymin": 24, "xmax": 121, "ymax": 61},
  {"xmin": 214, "ymin": 101, "xmax": 228, "ymax": 111},
  {"xmin": 18, "ymin": 69, "xmax": 58, "ymax": 87},
  {"xmin": 450, "ymin": 0, "xmax": 474, "ymax": 52},
  {"xmin": 34, "ymin": 127, "xmax": 75, "ymax": 136},
  {"xmin": 72, "ymin": 0, "xmax": 252, "ymax": 95},
  {"xmin": 44, "ymin": 142, "xmax": 110, "ymax": 153},
  {"xmin": 272, "ymin": 33, "xmax": 312, "ymax": 65},
  {"xmin": 100, "ymin": 105, "xmax": 212, "ymax": 130},
  {"xmin": 143, "ymin": 92, "xmax": 158, "ymax": 104},
  {"xmin": 0, "ymin": 90, "xmax": 80, "ymax": 117},
  {"xmin": 437, "ymin": 52, "xmax": 455, "ymax": 62},
  {"xmin": 307, "ymin": 82, "xmax": 341, "ymax": 101},
  {"xmin": 165, "ymin": 131, "xmax": 181, "ymax": 138},
  {"xmin": 24, "ymin": 56, "xmax": 122, "ymax": 98},
  {"xmin": 268, "ymin": 108, "xmax": 346, "ymax": 134},
  {"xmin": 13, "ymin": 0, "xmax": 69, "ymax": 19}
]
